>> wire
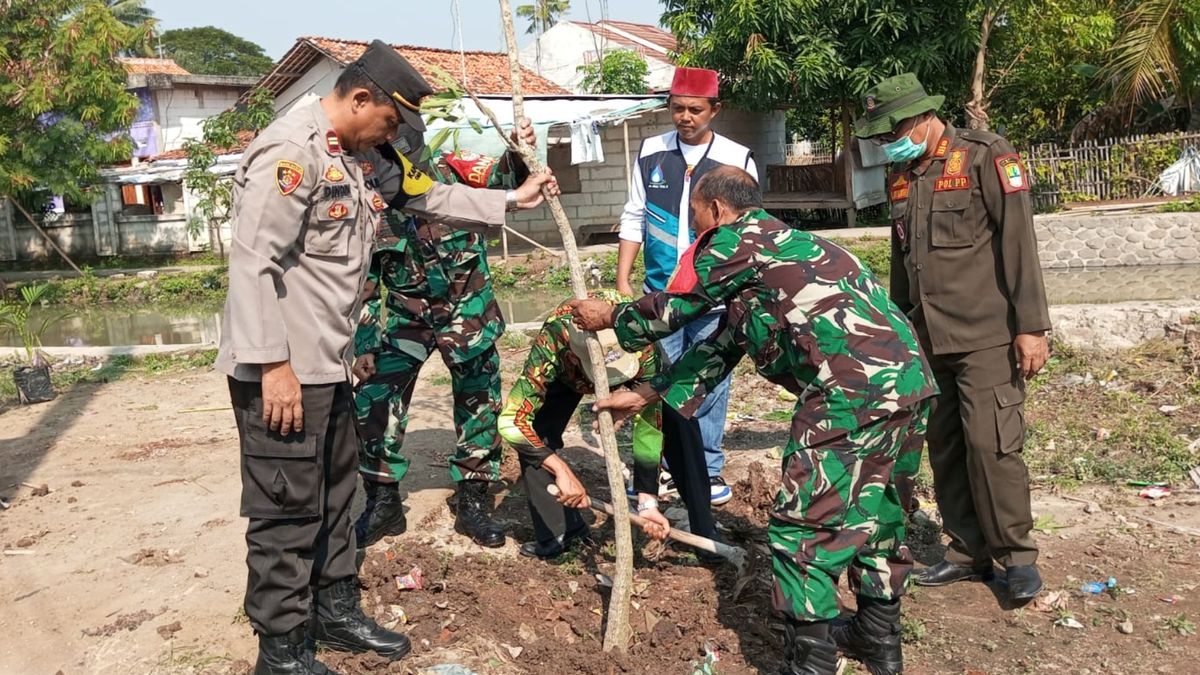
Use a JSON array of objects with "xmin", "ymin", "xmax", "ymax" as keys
[{"xmin": 451, "ymin": 0, "xmax": 467, "ymax": 86}]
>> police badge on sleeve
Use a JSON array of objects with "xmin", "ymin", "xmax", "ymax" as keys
[{"xmin": 994, "ymin": 154, "xmax": 1029, "ymax": 194}]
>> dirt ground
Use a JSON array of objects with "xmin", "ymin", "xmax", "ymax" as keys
[{"xmin": 2, "ymin": 340, "xmax": 1199, "ymax": 674}]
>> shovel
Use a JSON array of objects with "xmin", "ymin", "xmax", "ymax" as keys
[{"xmin": 547, "ymin": 484, "xmax": 748, "ymax": 575}]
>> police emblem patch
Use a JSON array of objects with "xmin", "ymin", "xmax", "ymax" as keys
[
  {"xmin": 943, "ymin": 148, "xmax": 968, "ymax": 176},
  {"xmin": 327, "ymin": 202, "xmax": 349, "ymax": 219},
  {"xmin": 994, "ymin": 154, "xmax": 1028, "ymax": 193},
  {"xmin": 276, "ymin": 160, "xmax": 304, "ymax": 196},
  {"xmin": 865, "ymin": 95, "xmax": 877, "ymax": 111},
  {"xmin": 361, "ymin": 160, "xmax": 375, "ymax": 177},
  {"xmin": 325, "ymin": 131, "xmax": 342, "ymax": 155},
  {"xmin": 371, "ymin": 192, "xmax": 386, "ymax": 212},
  {"xmin": 894, "ymin": 220, "xmax": 906, "ymax": 245},
  {"xmin": 324, "ymin": 165, "xmax": 345, "ymax": 182}
]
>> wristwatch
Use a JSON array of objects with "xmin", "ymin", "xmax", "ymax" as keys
[
  {"xmin": 504, "ymin": 189, "xmax": 519, "ymax": 212},
  {"xmin": 636, "ymin": 498, "xmax": 659, "ymax": 513}
]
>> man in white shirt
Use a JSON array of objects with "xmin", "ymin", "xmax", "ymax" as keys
[{"xmin": 614, "ymin": 67, "xmax": 757, "ymax": 505}]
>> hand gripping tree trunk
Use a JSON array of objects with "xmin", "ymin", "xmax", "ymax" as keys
[{"xmin": 494, "ymin": 0, "xmax": 635, "ymax": 652}]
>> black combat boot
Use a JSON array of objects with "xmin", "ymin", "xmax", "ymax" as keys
[
  {"xmin": 453, "ymin": 479, "xmax": 505, "ymax": 548},
  {"xmin": 308, "ymin": 577, "xmax": 410, "ymax": 660},
  {"xmin": 780, "ymin": 621, "xmax": 840, "ymax": 675},
  {"xmin": 831, "ymin": 596, "xmax": 903, "ymax": 675},
  {"xmin": 354, "ymin": 480, "xmax": 406, "ymax": 549},
  {"xmin": 254, "ymin": 625, "xmax": 337, "ymax": 675}
]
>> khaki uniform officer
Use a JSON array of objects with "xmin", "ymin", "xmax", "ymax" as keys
[
  {"xmin": 216, "ymin": 40, "xmax": 557, "ymax": 675},
  {"xmin": 855, "ymin": 73, "xmax": 1051, "ymax": 603}
]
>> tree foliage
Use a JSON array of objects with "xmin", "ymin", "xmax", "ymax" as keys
[
  {"xmin": 662, "ymin": 0, "xmax": 979, "ymax": 114},
  {"xmin": 1101, "ymin": 0, "xmax": 1200, "ymax": 126},
  {"xmin": 578, "ymin": 50, "xmax": 650, "ymax": 94},
  {"xmin": 160, "ymin": 26, "xmax": 275, "ymax": 77},
  {"xmin": 984, "ymin": 0, "xmax": 1119, "ymax": 144},
  {"xmin": 182, "ymin": 88, "xmax": 275, "ymax": 249},
  {"xmin": 0, "ymin": 0, "xmax": 148, "ymax": 204},
  {"xmin": 104, "ymin": 0, "xmax": 155, "ymax": 28},
  {"xmin": 516, "ymin": 0, "xmax": 571, "ymax": 35}
]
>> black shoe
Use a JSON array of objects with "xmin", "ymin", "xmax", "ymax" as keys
[
  {"xmin": 519, "ymin": 525, "xmax": 591, "ymax": 560},
  {"xmin": 308, "ymin": 577, "xmax": 410, "ymax": 661},
  {"xmin": 453, "ymin": 479, "xmax": 505, "ymax": 548},
  {"xmin": 1005, "ymin": 564, "xmax": 1044, "ymax": 601},
  {"xmin": 913, "ymin": 560, "xmax": 994, "ymax": 587},
  {"xmin": 254, "ymin": 625, "xmax": 337, "ymax": 675},
  {"xmin": 780, "ymin": 624, "xmax": 840, "ymax": 675},
  {"xmin": 831, "ymin": 597, "xmax": 903, "ymax": 675},
  {"xmin": 354, "ymin": 480, "xmax": 406, "ymax": 549}
]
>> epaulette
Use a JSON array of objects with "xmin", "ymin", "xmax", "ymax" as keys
[{"xmin": 956, "ymin": 129, "xmax": 1004, "ymax": 146}]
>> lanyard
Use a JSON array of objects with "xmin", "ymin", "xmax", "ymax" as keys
[{"xmin": 676, "ymin": 133, "xmax": 715, "ymax": 182}]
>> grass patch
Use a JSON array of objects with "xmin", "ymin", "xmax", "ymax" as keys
[
  {"xmin": 12, "ymin": 267, "xmax": 228, "ymax": 307},
  {"xmin": 0, "ymin": 349, "xmax": 218, "ymax": 407},
  {"xmin": 837, "ymin": 236, "xmax": 891, "ymax": 280}
]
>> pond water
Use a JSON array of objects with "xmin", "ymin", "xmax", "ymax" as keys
[{"xmin": 7, "ymin": 266, "xmax": 1198, "ymax": 348}]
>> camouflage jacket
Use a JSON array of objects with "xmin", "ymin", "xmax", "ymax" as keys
[
  {"xmin": 613, "ymin": 208, "xmax": 937, "ymax": 451},
  {"xmin": 499, "ymin": 294, "xmax": 665, "ymax": 492},
  {"xmin": 354, "ymin": 150, "xmax": 526, "ymax": 363}
]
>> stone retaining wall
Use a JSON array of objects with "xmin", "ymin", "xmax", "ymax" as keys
[{"xmin": 1036, "ymin": 212, "xmax": 1199, "ymax": 268}]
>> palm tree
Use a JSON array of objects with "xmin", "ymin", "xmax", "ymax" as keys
[
  {"xmin": 104, "ymin": 0, "xmax": 155, "ymax": 28},
  {"xmin": 516, "ymin": 0, "xmax": 571, "ymax": 36},
  {"xmin": 1102, "ymin": 0, "xmax": 1200, "ymax": 128}
]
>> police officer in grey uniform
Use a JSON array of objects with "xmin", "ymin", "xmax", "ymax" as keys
[{"xmin": 216, "ymin": 41, "xmax": 558, "ymax": 675}]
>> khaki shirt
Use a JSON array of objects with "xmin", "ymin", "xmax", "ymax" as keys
[
  {"xmin": 888, "ymin": 124, "xmax": 1051, "ymax": 355},
  {"xmin": 216, "ymin": 100, "xmax": 507, "ymax": 384}
]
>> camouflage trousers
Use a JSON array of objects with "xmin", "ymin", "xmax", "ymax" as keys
[
  {"xmin": 769, "ymin": 400, "xmax": 930, "ymax": 621},
  {"xmin": 353, "ymin": 344, "xmax": 502, "ymax": 483}
]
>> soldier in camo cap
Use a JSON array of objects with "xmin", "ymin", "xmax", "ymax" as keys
[{"xmin": 572, "ymin": 165, "xmax": 935, "ymax": 675}]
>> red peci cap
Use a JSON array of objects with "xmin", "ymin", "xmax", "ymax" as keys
[{"xmin": 670, "ymin": 67, "xmax": 719, "ymax": 98}]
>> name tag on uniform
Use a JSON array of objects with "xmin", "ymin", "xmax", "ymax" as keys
[{"xmin": 934, "ymin": 176, "xmax": 970, "ymax": 192}]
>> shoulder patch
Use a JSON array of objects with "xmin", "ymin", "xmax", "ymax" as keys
[
  {"xmin": 994, "ymin": 153, "xmax": 1029, "ymax": 193},
  {"xmin": 276, "ymin": 160, "xmax": 304, "ymax": 196},
  {"xmin": 399, "ymin": 154, "xmax": 434, "ymax": 197},
  {"xmin": 889, "ymin": 173, "xmax": 910, "ymax": 202},
  {"xmin": 933, "ymin": 137, "xmax": 950, "ymax": 158}
]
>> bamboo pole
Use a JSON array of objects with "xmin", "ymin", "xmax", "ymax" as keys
[
  {"xmin": 495, "ymin": 0, "xmax": 634, "ymax": 652},
  {"xmin": 9, "ymin": 200, "xmax": 83, "ymax": 274}
]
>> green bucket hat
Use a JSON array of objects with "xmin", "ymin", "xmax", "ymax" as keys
[{"xmin": 853, "ymin": 73, "xmax": 945, "ymax": 139}]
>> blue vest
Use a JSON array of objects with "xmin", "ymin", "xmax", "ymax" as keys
[{"xmin": 637, "ymin": 132, "xmax": 753, "ymax": 291}]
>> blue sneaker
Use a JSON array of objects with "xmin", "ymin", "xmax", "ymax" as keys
[{"xmin": 709, "ymin": 476, "xmax": 732, "ymax": 505}]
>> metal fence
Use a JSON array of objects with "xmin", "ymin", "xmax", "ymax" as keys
[{"xmin": 1023, "ymin": 131, "xmax": 1200, "ymax": 211}]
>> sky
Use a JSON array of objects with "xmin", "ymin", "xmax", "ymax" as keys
[{"xmin": 147, "ymin": 0, "xmax": 667, "ymax": 59}]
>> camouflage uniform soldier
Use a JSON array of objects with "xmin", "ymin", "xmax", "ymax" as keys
[
  {"xmin": 497, "ymin": 290, "xmax": 720, "ymax": 559},
  {"xmin": 352, "ymin": 139, "xmax": 535, "ymax": 550},
  {"xmin": 574, "ymin": 166, "xmax": 935, "ymax": 675}
]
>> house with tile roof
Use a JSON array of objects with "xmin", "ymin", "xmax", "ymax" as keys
[
  {"xmin": 258, "ymin": 37, "xmax": 570, "ymax": 114},
  {"xmin": 519, "ymin": 19, "xmax": 677, "ymax": 93}
]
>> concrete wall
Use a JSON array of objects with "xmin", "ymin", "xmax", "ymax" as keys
[
  {"xmin": 1037, "ymin": 212, "xmax": 1200, "ymax": 268},
  {"xmin": 152, "ymin": 85, "xmax": 247, "ymax": 152},
  {"xmin": 505, "ymin": 106, "xmax": 785, "ymax": 245},
  {"xmin": 520, "ymin": 23, "xmax": 674, "ymax": 93},
  {"xmin": 276, "ymin": 59, "xmax": 342, "ymax": 115},
  {"xmin": 0, "ymin": 194, "xmax": 194, "ymax": 262}
]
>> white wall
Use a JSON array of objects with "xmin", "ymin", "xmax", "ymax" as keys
[
  {"xmin": 152, "ymin": 86, "xmax": 246, "ymax": 152},
  {"xmin": 520, "ymin": 22, "xmax": 673, "ymax": 93},
  {"xmin": 276, "ymin": 58, "xmax": 344, "ymax": 115}
]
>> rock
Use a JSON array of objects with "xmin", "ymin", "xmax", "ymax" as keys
[
  {"xmin": 1118, "ymin": 620, "xmax": 1134, "ymax": 634},
  {"xmin": 67, "ymin": 497, "xmax": 77, "ymax": 504},
  {"xmin": 1158, "ymin": 405, "xmax": 1181, "ymax": 415},
  {"xmin": 1084, "ymin": 501, "xmax": 1101, "ymax": 514},
  {"xmin": 15, "ymin": 536, "xmax": 35, "ymax": 548},
  {"xmin": 109, "ymin": 273, "xmax": 126, "ymax": 280},
  {"xmin": 136, "ymin": 270, "xmax": 158, "ymax": 280},
  {"xmin": 1095, "ymin": 428, "xmax": 1111, "ymax": 441},
  {"xmin": 70, "ymin": 480, "xmax": 84, "ymax": 487},
  {"xmin": 193, "ymin": 567, "xmax": 209, "ymax": 578},
  {"xmin": 30, "ymin": 484, "xmax": 50, "ymax": 497},
  {"xmin": 156, "ymin": 621, "xmax": 182, "ymax": 640}
]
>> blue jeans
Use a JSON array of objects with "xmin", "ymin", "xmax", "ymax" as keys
[{"xmin": 660, "ymin": 310, "xmax": 731, "ymax": 478}]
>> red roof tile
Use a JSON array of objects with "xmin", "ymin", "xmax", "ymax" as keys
[
  {"xmin": 119, "ymin": 57, "xmax": 191, "ymax": 76},
  {"xmin": 260, "ymin": 37, "xmax": 569, "ymax": 97},
  {"xmin": 149, "ymin": 130, "xmax": 254, "ymax": 162}
]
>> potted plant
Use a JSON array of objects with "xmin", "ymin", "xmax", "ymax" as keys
[{"xmin": 1, "ymin": 283, "xmax": 58, "ymax": 404}]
